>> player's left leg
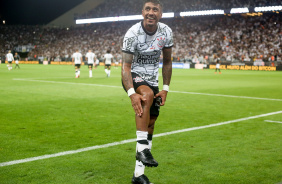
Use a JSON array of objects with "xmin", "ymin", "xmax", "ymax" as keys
[
  {"xmin": 148, "ymin": 116, "xmax": 157, "ymax": 151},
  {"xmin": 89, "ymin": 64, "xmax": 93, "ymax": 77},
  {"xmin": 104, "ymin": 65, "xmax": 108, "ymax": 76},
  {"xmin": 107, "ymin": 65, "xmax": 111, "ymax": 77},
  {"xmin": 8, "ymin": 62, "xmax": 12, "ymax": 70}
]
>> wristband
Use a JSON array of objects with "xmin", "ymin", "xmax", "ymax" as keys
[
  {"xmin": 127, "ymin": 88, "xmax": 136, "ymax": 97},
  {"xmin": 163, "ymin": 85, "xmax": 169, "ymax": 92}
]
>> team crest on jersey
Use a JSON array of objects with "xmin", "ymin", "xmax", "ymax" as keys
[
  {"xmin": 157, "ymin": 37, "xmax": 165, "ymax": 48},
  {"xmin": 133, "ymin": 76, "xmax": 144, "ymax": 83}
]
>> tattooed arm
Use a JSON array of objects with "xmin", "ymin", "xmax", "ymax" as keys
[
  {"xmin": 122, "ymin": 52, "xmax": 145, "ymax": 116},
  {"xmin": 121, "ymin": 52, "xmax": 134, "ymax": 91},
  {"xmin": 154, "ymin": 47, "xmax": 172, "ymax": 106},
  {"xmin": 162, "ymin": 47, "xmax": 172, "ymax": 86}
]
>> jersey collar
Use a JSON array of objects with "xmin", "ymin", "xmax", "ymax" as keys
[{"xmin": 141, "ymin": 21, "xmax": 158, "ymax": 36}]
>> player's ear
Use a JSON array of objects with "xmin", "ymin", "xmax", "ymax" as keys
[{"xmin": 142, "ymin": 10, "xmax": 145, "ymax": 18}]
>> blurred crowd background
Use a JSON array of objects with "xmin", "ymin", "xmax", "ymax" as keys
[{"xmin": 0, "ymin": 0, "xmax": 281, "ymax": 65}]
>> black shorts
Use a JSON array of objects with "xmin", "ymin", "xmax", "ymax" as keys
[
  {"xmin": 88, "ymin": 64, "xmax": 93, "ymax": 68},
  {"xmin": 8, "ymin": 61, "xmax": 12, "ymax": 64},
  {"xmin": 75, "ymin": 64, "xmax": 81, "ymax": 69},
  {"xmin": 122, "ymin": 72, "xmax": 160, "ymax": 117},
  {"xmin": 105, "ymin": 64, "xmax": 111, "ymax": 67}
]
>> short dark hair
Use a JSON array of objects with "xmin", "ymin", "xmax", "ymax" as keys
[{"xmin": 143, "ymin": 0, "xmax": 163, "ymax": 10}]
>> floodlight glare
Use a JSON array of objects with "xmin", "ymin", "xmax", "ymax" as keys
[
  {"xmin": 230, "ymin": 8, "xmax": 249, "ymax": 14},
  {"xmin": 162, "ymin": 12, "xmax": 175, "ymax": 18},
  {"xmin": 180, "ymin": 10, "xmax": 224, "ymax": 16},
  {"xmin": 76, "ymin": 12, "xmax": 174, "ymax": 24},
  {"xmin": 254, "ymin": 6, "xmax": 282, "ymax": 12}
]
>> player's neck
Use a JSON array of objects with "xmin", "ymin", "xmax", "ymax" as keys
[{"xmin": 142, "ymin": 21, "xmax": 158, "ymax": 35}]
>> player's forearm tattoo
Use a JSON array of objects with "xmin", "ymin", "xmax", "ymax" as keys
[
  {"xmin": 122, "ymin": 53, "xmax": 134, "ymax": 90},
  {"xmin": 162, "ymin": 48, "xmax": 172, "ymax": 86}
]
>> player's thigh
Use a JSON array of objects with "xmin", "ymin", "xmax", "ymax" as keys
[{"xmin": 136, "ymin": 85, "xmax": 154, "ymax": 105}]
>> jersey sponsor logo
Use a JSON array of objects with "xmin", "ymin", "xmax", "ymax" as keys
[
  {"xmin": 140, "ymin": 73, "xmax": 157, "ymax": 82},
  {"xmin": 136, "ymin": 51, "xmax": 159, "ymax": 64},
  {"xmin": 133, "ymin": 76, "xmax": 144, "ymax": 83}
]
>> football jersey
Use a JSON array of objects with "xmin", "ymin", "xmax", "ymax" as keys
[
  {"xmin": 6, "ymin": 53, "xmax": 14, "ymax": 61},
  {"xmin": 122, "ymin": 21, "xmax": 173, "ymax": 86},
  {"xmin": 86, "ymin": 52, "xmax": 95, "ymax": 64},
  {"xmin": 72, "ymin": 52, "xmax": 82, "ymax": 64},
  {"xmin": 104, "ymin": 53, "xmax": 113, "ymax": 65},
  {"xmin": 14, "ymin": 55, "xmax": 20, "ymax": 61}
]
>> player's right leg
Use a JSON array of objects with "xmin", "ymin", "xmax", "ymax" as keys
[
  {"xmin": 75, "ymin": 65, "xmax": 80, "ymax": 78},
  {"xmin": 134, "ymin": 85, "xmax": 158, "ymax": 167},
  {"xmin": 133, "ymin": 115, "xmax": 157, "ymax": 183},
  {"xmin": 104, "ymin": 66, "xmax": 108, "ymax": 76}
]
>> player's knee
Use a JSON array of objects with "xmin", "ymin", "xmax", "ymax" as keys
[{"xmin": 143, "ymin": 90, "xmax": 154, "ymax": 105}]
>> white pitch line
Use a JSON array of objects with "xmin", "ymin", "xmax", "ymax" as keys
[
  {"xmin": 1, "ymin": 110, "xmax": 281, "ymax": 167},
  {"xmin": 13, "ymin": 78, "xmax": 282, "ymax": 102},
  {"xmin": 265, "ymin": 120, "xmax": 282, "ymax": 124},
  {"xmin": 13, "ymin": 78, "xmax": 122, "ymax": 89},
  {"xmin": 170, "ymin": 90, "xmax": 282, "ymax": 102}
]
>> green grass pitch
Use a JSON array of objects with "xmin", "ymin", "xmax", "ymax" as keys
[{"xmin": 0, "ymin": 64, "xmax": 281, "ymax": 184}]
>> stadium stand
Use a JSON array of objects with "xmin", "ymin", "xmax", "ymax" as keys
[
  {"xmin": 78, "ymin": 0, "xmax": 282, "ymax": 18},
  {"xmin": 0, "ymin": 0, "xmax": 281, "ymax": 66}
]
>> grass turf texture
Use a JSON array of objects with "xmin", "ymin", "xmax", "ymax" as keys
[{"xmin": 0, "ymin": 64, "xmax": 281, "ymax": 184}]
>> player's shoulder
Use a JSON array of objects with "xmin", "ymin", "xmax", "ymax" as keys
[
  {"xmin": 127, "ymin": 21, "xmax": 142, "ymax": 33},
  {"xmin": 158, "ymin": 22, "xmax": 173, "ymax": 32}
]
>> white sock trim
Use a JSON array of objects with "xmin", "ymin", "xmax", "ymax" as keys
[{"xmin": 136, "ymin": 131, "xmax": 149, "ymax": 152}]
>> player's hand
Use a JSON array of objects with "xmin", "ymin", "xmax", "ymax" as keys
[
  {"xmin": 154, "ymin": 90, "xmax": 168, "ymax": 106},
  {"xmin": 130, "ymin": 93, "xmax": 146, "ymax": 117}
]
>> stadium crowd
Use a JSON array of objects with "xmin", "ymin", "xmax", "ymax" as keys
[
  {"xmin": 78, "ymin": 0, "xmax": 282, "ymax": 18},
  {"xmin": 0, "ymin": 0, "xmax": 281, "ymax": 65}
]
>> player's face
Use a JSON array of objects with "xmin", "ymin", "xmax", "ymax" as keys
[{"xmin": 142, "ymin": 2, "xmax": 162, "ymax": 31}]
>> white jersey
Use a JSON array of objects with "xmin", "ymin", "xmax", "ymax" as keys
[
  {"xmin": 122, "ymin": 21, "xmax": 173, "ymax": 86},
  {"xmin": 104, "ymin": 53, "xmax": 113, "ymax": 65},
  {"xmin": 72, "ymin": 52, "xmax": 82, "ymax": 64},
  {"xmin": 216, "ymin": 58, "xmax": 220, "ymax": 68},
  {"xmin": 6, "ymin": 53, "xmax": 14, "ymax": 61},
  {"xmin": 86, "ymin": 52, "xmax": 96, "ymax": 64}
]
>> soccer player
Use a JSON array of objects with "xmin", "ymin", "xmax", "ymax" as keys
[
  {"xmin": 85, "ymin": 49, "xmax": 96, "ymax": 78},
  {"xmin": 121, "ymin": 0, "xmax": 173, "ymax": 183},
  {"xmin": 214, "ymin": 54, "xmax": 221, "ymax": 74},
  {"xmin": 6, "ymin": 50, "xmax": 14, "ymax": 70},
  {"xmin": 104, "ymin": 49, "xmax": 113, "ymax": 77},
  {"xmin": 94, "ymin": 57, "xmax": 100, "ymax": 69},
  {"xmin": 72, "ymin": 49, "xmax": 82, "ymax": 78},
  {"xmin": 14, "ymin": 52, "xmax": 20, "ymax": 69}
]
